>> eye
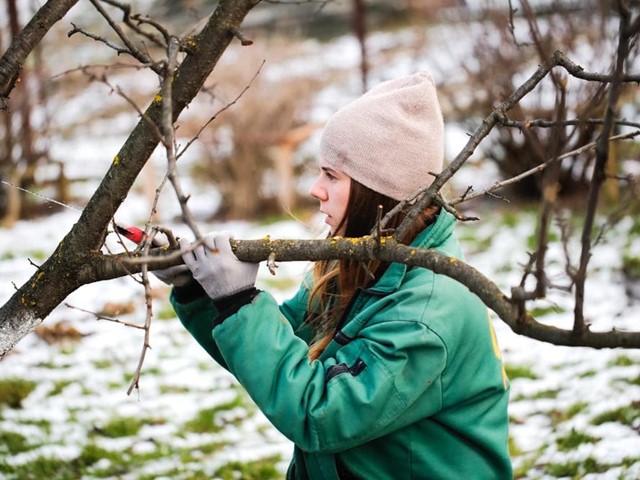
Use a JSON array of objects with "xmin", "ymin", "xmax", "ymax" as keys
[{"xmin": 323, "ymin": 169, "xmax": 337, "ymax": 181}]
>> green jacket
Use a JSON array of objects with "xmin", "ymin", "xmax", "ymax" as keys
[{"xmin": 171, "ymin": 210, "xmax": 512, "ymax": 479}]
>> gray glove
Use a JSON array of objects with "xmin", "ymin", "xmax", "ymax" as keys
[
  {"xmin": 152, "ymin": 263, "xmax": 193, "ymax": 287},
  {"xmin": 180, "ymin": 231, "xmax": 259, "ymax": 300}
]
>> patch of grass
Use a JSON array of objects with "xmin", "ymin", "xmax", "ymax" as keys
[
  {"xmin": 621, "ymin": 456, "xmax": 640, "ymax": 468},
  {"xmin": 457, "ymin": 231, "xmax": 493, "ymax": 253},
  {"xmin": 21, "ymin": 418, "xmax": 52, "ymax": 434},
  {"xmin": 504, "ymin": 363, "xmax": 538, "ymax": 380},
  {"xmin": 159, "ymin": 384, "xmax": 191, "ymax": 394},
  {"xmin": 556, "ymin": 428, "xmax": 600, "ymax": 451},
  {"xmin": 591, "ymin": 401, "xmax": 640, "ymax": 427},
  {"xmin": 48, "ymin": 379, "xmax": 74, "ymax": 397},
  {"xmin": 578, "ymin": 369, "xmax": 597, "ymax": 378},
  {"xmin": 544, "ymin": 457, "xmax": 609, "ymax": 478},
  {"xmin": 623, "ymin": 255, "xmax": 640, "ymax": 280},
  {"xmin": 508, "ymin": 435, "xmax": 524, "ymax": 456},
  {"xmin": 26, "ymin": 250, "xmax": 48, "ymax": 261},
  {"xmin": 78, "ymin": 443, "xmax": 118, "ymax": 467},
  {"xmin": 214, "ymin": 456, "xmax": 282, "ymax": 480},
  {"xmin": 529, "ymin": 388, "xmax": 560, "ymax": 400},
  {"xmin": 95, "ymin": 416, "xmax": 144, "ymax": 438},
  {"xmin": 0, "ymin": 378, "xmax": 37, "ymax": 408},
  {"xmin": 526, "ymin": 229, "xmax": 559, "ymax": 251},
  {"xmin": 2, "ymin": 456, "xmax": 79, "ymax": 479},
  {"xmin": 566, "ymin": 401, "xmax": 589, "ymax": 418},
  {"xmin": 0, "ymin": 444, "xmax": 134, "ymax": 479},
  {"xmin": 608, "ymin": 354, "xmax": 636, "ymax": 367},
  {"xmin": 0, "ymin": 430, "xmax": 29, "ymax": 454},
  {"xmin": 548, "ymin": 401, "xmax": 589, "ymax": 426},
  {"xmin": 191, "ymin": 441, "xmax": 229, "ymax": 456},
  {"xmin": 184, "ymin": 396, "xmax": 246, "ymax": 434},
  {"xmin": 500, "ymin": 210, "xmax": 522, "ymax": 229},
  {"xmin": 156, "ymin": 303, "xmax": 177, "ymax": 320},
  {"xmin": 528, "ymin": 305, "xmax": 565, "ymax": 318},
  {"xmin": 92, "ymin": 359, "xmax": 114, "ymax": 369}
]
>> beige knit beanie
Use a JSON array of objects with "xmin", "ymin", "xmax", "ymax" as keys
[{"xmin": 319, "ymin": 71, "xmax": 444, "ymax": 201}]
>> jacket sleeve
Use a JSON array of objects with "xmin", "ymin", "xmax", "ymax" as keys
[
  {"xmin": 171, "ymin": 282, "xmax": 312, "ymax": 369},
  {"xmin": 212, "ymin": 290, "xmax": 447, "ymax": 453},
  {"xmin": 170, "ymin": 292, "xmax": 230, "ymax": 369}
]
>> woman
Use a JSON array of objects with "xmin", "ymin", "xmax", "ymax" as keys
[{"xmin": 159, "ymin": 72, "xmax": 512, "ymax": 479}]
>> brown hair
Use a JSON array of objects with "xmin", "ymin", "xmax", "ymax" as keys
[{"xmin": 306, "ymin": 180, "xmax": 438, "ymax": 360}]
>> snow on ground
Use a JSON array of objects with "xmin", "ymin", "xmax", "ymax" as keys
[{"xmin": 1, "ymin": 188, "xmax": 639, "ymax": 479}]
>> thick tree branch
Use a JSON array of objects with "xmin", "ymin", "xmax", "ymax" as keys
[{"xmin": 74, "ymin": 235, "xmax": 640, "ymax": 349}]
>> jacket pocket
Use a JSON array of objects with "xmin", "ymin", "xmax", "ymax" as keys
[{"xmin": 325, "ymin": 358, "xmax": 367, "ymax": 382}]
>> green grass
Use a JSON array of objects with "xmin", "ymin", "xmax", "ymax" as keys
[
  {"xmin": 0, "ymin": 430, "xmax": 30, "ymax": 454},
  {"xmin": 555, "ymin": 428, "xmax": 599, "ymax": 451},
  {"xmin": 0, "ymin": 378, "xmax": 37, "ymax": 408},
  {"xmin": 213, "ymin": 456, "xmax": 283, "ymax": 480},
  {"xmin": 95, "ymin": 416, "xmax": 144, "ymax": 438},
  {"xmin": 156, "ymin": 303, "xmax": 178, "ymax": 320},
  {"xmin": 591, "ymin": 401, "xmax": 640, "ymax": 427},
  {"xmin": 528, "ymin": 304, "xmax": 565, "ymax": 318},
  {"xmin": 48, "ymin": 379, "xmax": 74, "ymax": 397},
  {"xmin": 608, "ymin": 354, "xmax": 637, "ymax": 367},
  {"xmin": 184, "ymin": 396, "xmax": 247, "ymax": 434},
  {"xmin": 545, "ymin": 457, "xmax": 609, "ymax": 477},
  {"xmin": 505, "ymin": 363, "xmax": 538, "ymax": 380}
]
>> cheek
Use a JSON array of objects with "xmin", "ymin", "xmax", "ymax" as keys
[{"xmin": 336, "ymin": 184, "xmax": 351, "ymax": 216}]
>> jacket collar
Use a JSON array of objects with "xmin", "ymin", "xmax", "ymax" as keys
[{"xmin": 364, "ymin": 209, "xmax": 457, "ymax": 294}]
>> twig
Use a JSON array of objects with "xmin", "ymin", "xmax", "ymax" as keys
[
  {"xmin": 448, "ymin": 130, "xmax": 640, "ymax": 205},
  {"xmin": 98, "ymin": 0, "xmax": 169, "ymax": 47},
  {"xmin": 68, "ymin": 23, "xmax": 131, "ymax": 56},
  {"xmin": 229, "ymin": 27, "xmax": 254, "ymax": 46},
  {"xmin": 160, "ymin": 37, "xmax": 202, "ymax": 239},
  {"xmin": 64, "ymin": 302, "xmax": 145, "ymax": 329},
  {"xmin": 500, "ymin": 118, "xmax": 640, "ymax": 131},
  {"xmin": 87, "ymin": 0, "xmax": 162, "ymax": 74},
  {"xmin": 126, "ymin": 229, "xmax": 155, "ymax": 395},
  {"xmin": 176, "ymin": 60, "xmax": 265, "ymax": 160},
  {"xmin": 80, "ymin": 66, "xmax": 165, "ymax": 145}
]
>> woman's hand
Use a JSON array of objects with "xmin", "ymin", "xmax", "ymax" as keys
[{"xmin": 180, "ymin": 231, "xmax": 259, "ymax": 300}]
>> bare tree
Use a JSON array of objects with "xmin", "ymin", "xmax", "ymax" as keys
[
  {"xmin": 0, "ymin": 0, "xmax": 50, "ymax": 225},
  {"xmin": 0, "ymin": 0, "xmax": 639, "ymax": 362}
]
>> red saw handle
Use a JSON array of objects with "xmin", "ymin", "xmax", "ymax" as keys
[{"xmin": 116, "ymin": 225, "xmax": 164, "ymax": 247}]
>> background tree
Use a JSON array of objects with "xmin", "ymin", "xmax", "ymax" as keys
[{"xmin": 0, "ymin": 0, "xmax": 53, "ymax": 226}]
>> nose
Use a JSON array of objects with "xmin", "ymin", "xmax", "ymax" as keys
[{"xmin": 309, "ymin": 174, "xmax": 327, "ymax": 201}]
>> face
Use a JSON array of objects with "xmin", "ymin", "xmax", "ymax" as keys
[{"xmin": 309, "ymin": 166, "xmax": 351, "ymax": 236}]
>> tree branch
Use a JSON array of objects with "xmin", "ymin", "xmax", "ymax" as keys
[
  {"xmin": 573, "ymin": 9, "xmax": 632, "ymax": 334},
  {"xmin": 79, "ymin": 235, "xmax": 640, "ymax": 349}
]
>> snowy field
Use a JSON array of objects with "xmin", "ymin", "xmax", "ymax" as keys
[{"xmin": 1, "ymin": 196, "xmax": 639, "ymax": 480}]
